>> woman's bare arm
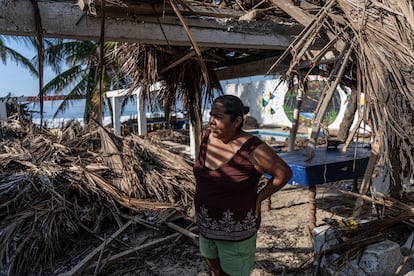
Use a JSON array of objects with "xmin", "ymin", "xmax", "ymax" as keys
[{"xmin": 250, "ymin": 143, "xmax": 292, "ymax": 217}]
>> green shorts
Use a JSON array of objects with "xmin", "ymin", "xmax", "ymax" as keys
[{"xmin": 199, "ymin": 234, "xmax": 257, "ymax": 276}]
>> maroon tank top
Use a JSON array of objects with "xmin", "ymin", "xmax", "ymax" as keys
[{"xmin": 193, "ymin": 129, "xmax": 264, "ymax": 241}]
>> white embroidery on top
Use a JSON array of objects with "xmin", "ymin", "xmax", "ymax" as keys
[{"xmin": 197, "ymin": 206, "xmax": 256, "ymax": 234}]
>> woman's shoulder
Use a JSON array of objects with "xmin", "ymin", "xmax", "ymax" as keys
[
  {"xmin": 242, "ymin": 131, "xmax": 263, "ymax": 145},
  {"xmin": 240, "ymin": 132, "xmax": 265, "ymax": 154}
]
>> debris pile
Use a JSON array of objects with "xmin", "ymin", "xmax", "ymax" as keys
[
  {"xmin": 313, "ymin": 189, "xmax": 414, "ymax": 275},
  {"xmin": 0, "ymin": 119, "xmax": 195, "ymax": 275}
]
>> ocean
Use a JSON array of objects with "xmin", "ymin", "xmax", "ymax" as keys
[
  {"xmin": 28, "ymin": 99, "xmax": 166, "ymax": 127},
  {"xmin": 27, "ymin": 99, "xmax": 210, "ymax": 128}
]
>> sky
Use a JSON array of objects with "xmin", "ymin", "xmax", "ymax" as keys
[{"xmin": 0, "ymin": 39, "xmax": 53, "ymax": 97}]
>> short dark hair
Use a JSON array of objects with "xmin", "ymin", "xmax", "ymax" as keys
[{"xmin": 213, "ymin": 95, "xmax": 249, "ymax": 129}]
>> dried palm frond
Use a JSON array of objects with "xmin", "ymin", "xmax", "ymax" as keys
[
  {"xmin": 337, "ymin": 0, "xmax": 414, "ymax": 176},
  {"xmin": 0, "ymin": 120, "xmax": 195, "ymax": 274},
  {"xmin": 270, "ymin": 0, "xmax": 414, "ymax": 182},
  {"xmin": 0, "ymin": 172, "xmax": 83, "ymax": 275}
]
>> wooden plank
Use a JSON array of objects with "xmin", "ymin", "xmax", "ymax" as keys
[
  {"xmin": 215, "ymin": 55, "xmax": 335, "ymax": 80},
  {"xmin": 161, "ymin": 140, "xmax": 188, "ymax": 151},
  {"xmin": 88, "ymin": 1, "xmax": 245, "ymax": 19},
  {"xmin": 0, "ymin": 0, "xmax": 295, "ymax": 50}
]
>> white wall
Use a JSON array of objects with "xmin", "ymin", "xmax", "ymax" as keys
[
  {"xmin": 226, "ymin": 78, "xmax": 352, "ymax": 132},
  {"xmin": 226, "ymin": 79, "xmax": 292, "ymax": 127}
]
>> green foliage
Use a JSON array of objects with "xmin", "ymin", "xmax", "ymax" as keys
[
  {"xmin": 323, "ymin": 110, "xmax": 338, "ymax": 125},
  {"xmin": 283, "ymin": 80, "xmax": 341, "ymax": 126}
]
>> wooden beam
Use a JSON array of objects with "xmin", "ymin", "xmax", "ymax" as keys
[
  {"xmin": 83, "ymin": 1, "xmax": 245, "ymax": 19},
  {"xmin": 215, "ymin": 56, "xmax": 336, "ymax": 80},
  {"xmin": 352, "ymin": 139, "xmax": 380, "ymax": 217},
  {"xmin": 165, "ymin": 221, "xmax": 198, "ymax": 240},
  {"xmin": 215, "ymin": 56, "xmax": 286, "ymax": 80},
  {"xmin": 85, "ymin": 226, "xmax": 198, "ymax": 272},
  {"xmin": 0, "ymin": 0, "xmax": 295, "ymax": 50},
  {"xmin": 160, "ymin": 48, "xmax": 198, "ymax": 74}
]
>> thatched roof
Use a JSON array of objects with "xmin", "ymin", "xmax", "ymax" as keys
[{"xmin": 1, "ymin": 0, "xmax": 412, "ymax": 201}]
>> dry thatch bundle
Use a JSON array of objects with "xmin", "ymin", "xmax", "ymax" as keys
[
  {"xmin": 271, "ymin": 0, "xmax": 414, "ymax": 184},
  {"xmin": 0, "ymin": 119, "xmax": 195, "ymax": 274},
  {"xmin": 338, "ymin": 0, "xmax": 414, "ymax": 168}
]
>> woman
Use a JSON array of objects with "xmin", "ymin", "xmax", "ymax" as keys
[{"xmin": 193, "ymin": 95, "xmax": 292, "ymax": 276}]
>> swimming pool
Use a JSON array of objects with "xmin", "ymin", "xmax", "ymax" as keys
[{"xmin": 246, "ymin": 129, "xmax": 308, "ymax": 143}]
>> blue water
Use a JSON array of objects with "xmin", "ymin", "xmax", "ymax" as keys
[
  {"xmin": 26, "ymin": 99, "xmax": 167, "ymax": 128},
  {"xmin": 28, "ymin": 99, "xmax": 159, "ymax": 120},
  {"xmin": 26, "ymin": 99, "xmax": 212, "ymax": 128}
]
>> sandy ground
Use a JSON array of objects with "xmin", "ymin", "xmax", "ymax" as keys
[{"xmin": 118, "ymin": 180, "xmax": 359, "ymax": 276}]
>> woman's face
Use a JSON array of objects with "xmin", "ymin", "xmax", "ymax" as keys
[{"xmin": 209, "ymin": 102, "xmax": 239, "ymax": 140}]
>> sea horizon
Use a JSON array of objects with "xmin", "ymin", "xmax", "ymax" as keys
[{"xmin": 27, "ymin": 99, "xmax": 210, "ymax": 128}]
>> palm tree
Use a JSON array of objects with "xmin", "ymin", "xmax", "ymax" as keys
[
  {"xmin": 40, "ymin": 39, "xmax": 124, "ymax": 123},
  {"xmin": 0, "ymin": 36, "xmax": 38, "ymax": 120},
  {"xmin": 0, "ymin": 35, "xmax": 38, "ymax": 77}
]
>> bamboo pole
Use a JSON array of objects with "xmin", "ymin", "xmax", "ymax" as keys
[
  {"xmin": 305, "ymin": 41, "xmax": 353, "ymax": 161},
  {"xmin": 265, "ymin": 1, "xmax": 329, "ymax": 74},
  {"xmin": 170, "ymin": 0, "xmax": 211, "ymax": 92},
  {"xmin": 165, "ymin": 221, "xmax": 198, "ymax": 240},
  {"xmin": 352, "ymin": 138, "xmax": 380, "ymax": 217}
]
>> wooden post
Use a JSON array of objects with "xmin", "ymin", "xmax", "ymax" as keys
[
  {"xmin": 306, "ymin": 42, "xmax": 353, "ymax": 161},
  {"xmin": 111, "ymin": 95, "xmax": 121, "ymax": 135},
  {"xmin": 288, "ymin": 73, "xmax": 305, "ymax": 152},
  {"xmin": 0, "ymin": 102, "xmax": 7, "ymax": 121},
  {"xmin": 308, "ymin": 185, "xmax": 317, "ymax": 231},
  {"xmin": 136, "ymin": 89, "xmax": 147, "ymax": 135},
  {"xmin": 352, "ymin": 138, "xmax": 380, "ymax": 217}
]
